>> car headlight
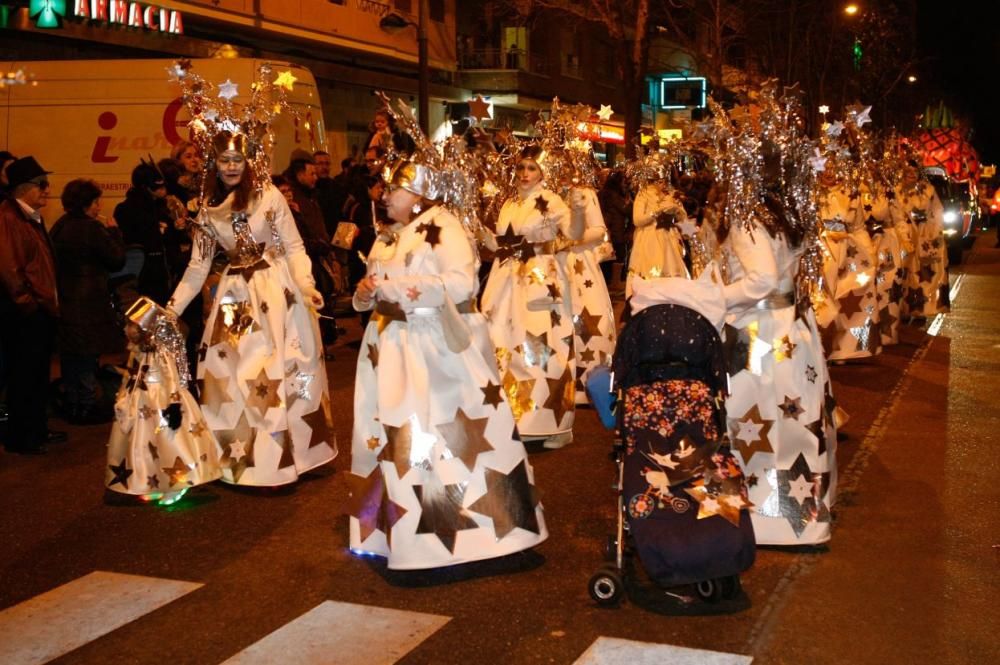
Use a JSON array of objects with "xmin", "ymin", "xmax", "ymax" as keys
[{"xmin": 943, "ymin": 210, "xmax": 958, "ymax": 224}]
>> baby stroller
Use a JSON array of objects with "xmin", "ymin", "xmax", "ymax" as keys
[{"xmin": 586, "ymin": 271, "xmax": 755, "ymax": 610}]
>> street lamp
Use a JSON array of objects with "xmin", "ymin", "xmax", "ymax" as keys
[
  {"xmin": 379, "ymin": 2, "xmax": 429, "ymax": 135},
  {"xmin": 844, "ymin": 4, "xmax": 859, "ymax": 16},
  {"xmin": 907, "ymin": 74, "xmax": 917, "ymax": 83}
]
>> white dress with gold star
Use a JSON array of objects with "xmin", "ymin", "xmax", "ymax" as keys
[
  {"xmin": 168, "ymin": 186, "xmax": 337, "ymax": 486},
  {"xmin": 563, "ymin": 187, "xmax": 616, "ymax": 403},
  {"xmin": 107, "ymin": 344, "xmax": 223, "ymax": 497},
  {"xmin": 815, "ymin": 188, "xmax": 880, "ymax": 361},
  {"xmin": 722, "ymin": 221, "xmax": 837, "ymax": 545},
  {"xmin": 895, "ymin": 183, "xmax": 948, "ymax": 318},
  {"xmin": 868, "ymin": 192, "xmax": 905, "ymax": 346},
  {"xmin": 481, "ymin": 187, "xmax": 579, "ymax": 439},
  {"xmin": 626, "ymin": 183, "xmax": 689, "ymax": 297},
  {"xmin": 349, "ymin": 206, "xmax": 548, "ymax": 569}
]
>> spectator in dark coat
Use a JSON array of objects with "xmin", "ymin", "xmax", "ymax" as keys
[
  {"xmin": 113, "ymin": 162, "xmax": 175, "ymax": 305},
  {"xmin": 51, "ymin": 179, "xmax": 126, "ymax": 424},
  {"xmin": 598, "ymin": 169, "xmax": 632, "ymax": 287},
  {"xmin": 0, "ymin": 150, "xmax": 16, "ymax": 200}
]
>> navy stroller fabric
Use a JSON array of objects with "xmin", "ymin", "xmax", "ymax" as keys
[{"xmin": 613, "ymin": 305, "xmax": 755, "ymax": 587}]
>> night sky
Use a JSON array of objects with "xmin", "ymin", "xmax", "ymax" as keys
[{"xmin": 916, "ymin": 0, "xmax": 1000, "ymax": 165}]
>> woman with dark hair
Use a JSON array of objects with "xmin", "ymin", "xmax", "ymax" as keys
[
  {"xmin": 597, "ymin": 169, "xmax": 631, "ymax": 287},
  {"xmin": 479, "ymin": 145, "xmax": 584, "ymax": 448},
  {"xmin": 165, "ymin": 133, "xmax": 337, "ymax": 487},
  {"xmin": 50, "ymin": 179, "xmax": 126, "ymax": 423}
]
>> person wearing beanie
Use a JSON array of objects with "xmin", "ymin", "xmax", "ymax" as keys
[{"xmin": 113, "ymin": 161, "xmax": 176, "ymax": 305}]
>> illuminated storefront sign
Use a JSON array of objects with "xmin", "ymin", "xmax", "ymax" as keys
[
  {"xmin": 30, "ymin": 0, "xmax": 184, "ymax": 33},
  {"xmin": 576, "ymin": 122, "xmax": 625, "ymax": 145}
]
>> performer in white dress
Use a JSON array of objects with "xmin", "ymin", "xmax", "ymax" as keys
[
  {"xmin": 348, "ymin": 158, "xmax": 548, "ymax": 569},
  {"xmin": 480, "ymin": 146, "xmax": 584, "ymax": 447},
  {"xmin": 895, "ymin": 164, "xmax": 948, "ymax": 319},
  {"xmin": 563, "ymin": 185, "xmax": 616, "ymax": 403},
  {"xmin": 864, "ymin": 185, "xmax": 905, "ymax": 346},
  {"xmin": 166, "ymin": 64, "xmax": 336, "ymax": 486},
  {"xmin": 626, "ymin": 180, "xmax": 689, "ymax": 297}
]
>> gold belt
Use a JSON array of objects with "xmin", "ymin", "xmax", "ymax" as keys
[{"xmin": 754, "ymin": 292, "xmax": 795, "ymax": 310}]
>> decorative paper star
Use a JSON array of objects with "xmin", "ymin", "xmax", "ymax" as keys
[
  {"xmin": 493, "ymin": 225, "xmax": 527, "ymax": 264},
  {"xmin": 366, "ymin": 343, "xmax": 379, "ymax": 369},
  {"xmin": 413, "ymin": 480, "xmax": 478, "ymax": 553},
  {"xmin": 481, "ymin": 381, "xmax": 504, "ymax": 408},
  {"xmin": 346, "ymin": 465, "xmax": 408, "ymax": 544},
  {"xmin": 809, "ymin": 148, "xmax": 827, "ymax": 173},
  {"xmin": 854, "ymin": 105, "xmax": 873, "ymax": 127},
  {"xmin": 218, "ymin": 79, "xmax": 239, "ymax": 100},
  {"xmin": 366, "ymin": 436, "xmax": 381, "ymax": 451},
  {"xmin": 468, "ymin": 95, "xmax": 493, "ymax": 121},
  {"xmin": 284, "ymin": 287, "xmax": 297, "ymax": 307},
  {"xmin": 260, "ymin": 301, "xmax": 269, "ymax": 314},
  {"xmin": 468, "ymin": 460, "xmax": 542, "ymax": 539},
  {"xmin": 805, "ymin": 365, "xmax": 818, "ymax": 384},
  {"xmin": 584, "ymin": 279, "xmax": 593, "ymax": 288},
  {"xmin": 579, "ymin": 348, "xmax": 596, "ymax": 363},
  {"xmin": 436, "ymin": 408, "xmax": 495, "ymax": 472},
  {"xmin": 272, "ymin": 431, "xmax": 296, "ymax": 469},
  {"xmin": 381, "ymin": 414, "xmax": 437, "ymax": 479},
  {"xmin": 773, "ymin": 335, "xmax": 797, "ymax": 363},
  {"xmin": 147, "ymin": 474, "xmax": 160, "ymax": 490},
  {"xmin": 201, "ymin": 369, "xmax": 232, "ymax": 417},
  {"xmin": 162, "ymin": 457, "xmax": 191, "ymax": 488},
  {"xmin": 544, "ymin": 366, "xmax": 574, "ymax": 428},
  {"xmin": 244, "ymin": 368, "xmax": 282, "ymax": 419},
  {"xmin": 416, "ymin": 219, "xmax": 442, "ymax": 247},
  {"xmin": 826, "ymin": 121, "xmax": 844, "ymax": 137},
  {"xmin": 229, "ymin": 439, "xmax": 248, "ymax": 462},
  {"xmin": 778, "ymin": 395, "xmax": 805, "ymax": 420},
  {"xmin": 573, "ymin": 259, "xmax": 586, "ymax": 275},
  {"xmin": 107, "ymin": 458, "xmax": 133, "ymax": 489},
  {"xmin": 839, "ymin": 289, "xmax": 866, "ymax": 319},
  {"xmin": 818, "ymin": 104, "xmax": 830, "ymax": 114},
  {"xmin": 730, "ymin": 404, "xmax": 773, "ymax": 464},
  {"xmin": 284, "ymin": 364, "xmax": 314, "ymax": 411},
  {"xmin": 533, "ymin": 195, "xmax": 549, "ymax": 215},
  {"xmin": 148, "ymin": 441, "xmax": 159, "ymax": 461},
  {"xmin": 274, "ymin": 70, "xmax": 297, "ymax": 91},
  {"xmin": 918, "ymin": 263, "xmax": 935, "ymax": 283},
  {"xmin": 574, "ymin": 307, "xmax": 603, "ymax": 346},
  {"xmin": 217, "ymin": 412, "xmax": 256, "ymax": 482},
  {"xmin": 502, "ymin": 369, "xmax": 536, "ymax": 422},
  {"xmin": 549, "ymin": 310, "xmax": 562, "ymax": 328},
  {"xmin": 302, "ymin": 402, "xmax": 333, "ymax": 449},
  {"xmin": 522, "ymin": 330, "xmax": 554, "ymax": 369},
  {"xmin": 189, "ymin": 420, "xmax": 207, "ymax": 437},
  {"xmin": 546, "ymin": 282, "xmax": 561, "ymax": 300},
  {"xmin": 596, "ymin": 104, "xmax": 614, "ymax": 121},
  {"xmin": 760, "ymin": 453, "xmax": 831, "ymax": 537},
  {"xmin": 210, "ymin": 294, "xmax": 260, "ymax": 348},
  {"xmin": 137, "ymin": 405, "xmax": 156, "ymax": 420},
  {"xmin": 683, "ymin": 478, "xmax": 747, "ymax": 527}
]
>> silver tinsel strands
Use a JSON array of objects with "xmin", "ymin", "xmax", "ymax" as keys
[{"xmin": 155, "ymin": 316, "xmax": 192, "ymax": 390}]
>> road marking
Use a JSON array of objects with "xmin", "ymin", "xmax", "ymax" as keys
[
  {"xmin": 0, "ymin": 571, "xmax": 201, "ymax": 665},
  {"xmin": 220, "ymin": 600, "xmax": 450, "ymax": 665},
  {"xmin": 574, "ymin": 637, "xmax": 752, "ymax": 664}
]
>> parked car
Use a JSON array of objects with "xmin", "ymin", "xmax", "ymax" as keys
[{"xmin": 923, "ymin": 167, "xmax": 974, "ymax": 264}]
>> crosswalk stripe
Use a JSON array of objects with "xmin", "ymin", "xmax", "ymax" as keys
[
  {"xmin": 220, "ymin": 600, "xmax": 451, "ymax": 665},
  {"xmin": 573, "ymin": 637, "xmax": 753, "ymax": 665},
  {"xmin": 0, "ymin": 571, "xmax": 202, "ymax": 665}
]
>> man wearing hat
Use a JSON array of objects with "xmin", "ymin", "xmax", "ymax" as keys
[{"xmin": 0, "ymin": 156, "xmax": 66, "ymax": 454}]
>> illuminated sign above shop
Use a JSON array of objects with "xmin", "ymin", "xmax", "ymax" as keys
[{"xmin": 29, "ymin": 0, "xmax": 184, "ymax": 33}]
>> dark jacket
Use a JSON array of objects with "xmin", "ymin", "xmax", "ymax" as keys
[
  {"xmin": 113, "ymin": 188, "xmax": 175, "ymax": 304},
  {"xmin": 287, "ymin": 180, "xmax": 331, "ymax": 256},
  {"xmin": 50, "ymin": 213, "xmax": 126, "ymax": 355},
  {"xmin": 598, "ymin": 186, "xmax": 632, "ymax": 246},
  {"xmin": 0, "ymin": 198, "xmax": 59, "ymax": 316}
]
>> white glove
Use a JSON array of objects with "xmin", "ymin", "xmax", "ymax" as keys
[{"xmin": 569, "ymin": 188, "xmax": 588, "ymax": 211}]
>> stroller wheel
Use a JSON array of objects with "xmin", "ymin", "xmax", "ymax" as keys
[
  {"xmin": 588, "ymin": 567, "xmax": 625, "ymax": 606},
  {"xmin": 720, "ymin": 575, "xmax": 742, "ymax": 600},
  {"xmin": 695, "ymin": 578, "xmax": 724, "ymax": 603}
]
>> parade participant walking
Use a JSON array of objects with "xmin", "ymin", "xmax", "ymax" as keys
[
  {"xmin": 480, "ymin": 146, "xmax": 584, "ymax": 448},
  {"xmin": 896, "ymin": 162, "xmax": 948, "ymax": 319},
  {"xmin": 347, "ymin": 154, "xmax": 547, "ymax": 569},
  {"xmin": 626, "ymin": 160, "xmax": 689, "ymax": 297},
  {"xmin": 162, "ymin": 62, "xmax": 336, "ymax": 486},
  {"xmin": 865, "ymin": 181, "xmax": 905, "ymax": 346},
  {"xmin": 50, "ymin": 179, "xmax": 126, "ymax": 424},
  {"xmin": 0, "ymin": 156, "xmax": 65, "ymax": 455}
]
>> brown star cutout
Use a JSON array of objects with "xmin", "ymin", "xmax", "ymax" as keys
[
  {"xmin": 162, "ymin": 457, "xmax": 191, "ymax": 488},
  {"xmin": 436, "ymin": 408, "xmax": 495, "ymax": 472},
  {"xmin": 574, "ymin": 306, "xmax": 603, "ymax": 345},
  {"xmin": 244, "ymin": 368, "xmax": 282, "ymax": 419},
  {"xmin": 481, "ymin": 381, "xmax": 504, "ymax": 408},
  {"xmin": 366, "ymin": 343, "xmax": 379, "ymax": 368},
  {"xmin": 534, "ymin": 196, "xmax": 549, "ymax": 215},
  {"xmin": 201, "ymin": 369, "xmax": 232, "ymax": 417},
  {"xmin": 468, "ymin": 460, "xmax": 542, "ymax": 539},
  {"xmin": 302, "ymin": 401, "xmax": 333, "ymax": 449},
  {"xmin": 416, "ymin": 220, "xmax": 443, "ymax": 247},
  {"xmin": 345, "ymin": 465, "xmax": 408, "ymax": 545},
  {"xmin": 544, "ymin": 366, "xmax": 574, "ymax": 428}
]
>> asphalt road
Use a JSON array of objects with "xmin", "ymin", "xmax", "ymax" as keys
[{"xmin": 1, "ymin": 234, "xmax": 997, "ymax": 665}]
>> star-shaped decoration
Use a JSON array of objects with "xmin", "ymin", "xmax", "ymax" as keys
[
  {"xmin": 259, "ymin": 301, "xmax": 270, "ymax": 315},
  {"xmin": 778, "ymin": 395, "xmax": 805, "ymax": 420},
  {"xmin": 579, "ymin": 348, "xmax": 596, "ymax": 364},
  {"xmin": 284, "ymin": 287, "xmax": 297, "ymax": 307},
  {"xmin": 147, "ymin": 441, "xmax": 159, "ymax": 461},
  {"xmin": 747, "ymin": 473, "xmax": 759, "ymax": 487},
  {"xmin": 273, "ymin": 69, "xmax": 297, "ymax": 91},
  {"xmin": 773, "ymin": 335, "xmax": 797, "ymax": 363},
  {"xmin": 366, "ymin": 343, "xmax": 379, "ymax": 368},
  {"xmin": 818, "ymin": 104, "xmax": 830, "ymax": 114},
  {"xmin": 522, "ymin": 330, "xmax": 554, "ymax": 369},
  {"xmin": 787, "ymin": 474, "xmax": 814, "ymax": 504},
  {"xmin": 217, "ymin": 412, "xmax": 256, "ymax": 482},
  {"xmin": 573, "ymin": 259, "xmax": 586, "ymax": 276},
  {"xmin": 684, "ymin": 478, "xmax": 747, "ymax": 527},
  {"xmin": 546, "ymin": 282, "xmax": 561, "ymax": 300},
  {"xmin": 302, "ymin": 402, "xmax": 333, "ymax": 449},
  {"xmin": 414, "ymin": 480, "xmax": 479, "ymax": 554},
  {"xmin": 217, "ymin": 79, "xmax": 239, "ymax": 100},
  {"xmin": 584, "ymin": 279, "xmax": 594, "ymax": 288},
  {"xmin": 888, "ymin": 278, "xmax": 905, "ymax": 304},
  {"xmin": 366, "ymin": 435, "xmax": 381, "ymax": 451},
  {"xmin": 201, "ymin": 369, "xmax": 232, "ymax": 417},
  {"xmin": 549, "ymin": 310, "xmax": 562, "ymax": 328},
  {"xmin": 481, "ymin": 381, "xmax": 504, "ymax": 408},
  {"xmin": 346, "ymin": 465, "xmax": 408, "ymax": 544},
  {"xmin": 229, "ymin": 439, "xmax": 248, "ymax": 462},
  {"xmin": 760, "ymin": 453, "xmax": 831, "ymax": 537},
  {"xmin": 918, "ymin": 263, "xmax": 935, "ymax": 283},
  {"xmin": 493, "ymin": 225, "xmax": 528, "ymax": 264},
  {"xmin": 839, "ymin": 289, "xmax": 866, "ymax": 319},
  {"xmin": 574, "ymin": 307, "xmax": 603, "ymax": 346},
  {"xmin": 805, "ymin": 365, "xmax": 818, "ymax": 384},
  {"xmin": 437, "ymin": 408, "xmax": 495, "ymax": 472},
  {"xmin": 826, "ymin": 120, "xmax": 844, "ymax": 136},
  {"xmin": 210, "ymin": 294, "xmax": 261, "ymax": 348},
  {"xmin": 468, "ymin": 460, "xmax": 542, "ymax": 540},
  {"xmin": 244, "ymin": 368, "xmax": 282, "ymax": 419},
  {"xmin": 188, "ymin": 420, "xmax": 207, "ymax": 437},
  {"xmin": 809, "ymin": 148, "xmax": 827, "ymax": 173},
  {"xmin": 406, "ymin": 286, "xmax": 422, "ymax": 301},
  {"xmin": 218, "ymin": 349, "xmax": 228, "ymax": 359},
  {"xmin": 147, "ymin": 474, "xmax": 160, "ymax": 490},
  {"xmin": 137, "ymin": 405, "xmax": 156, "ymax": 420},
  {"xmin": 533, "ymin": 195, "xmax": 549, "ymax": 215},
  {"xmin": 596, "ymin": 104, "xmax": 614, "ymax": 121},
  {"xmin": 730, "ymin": 404, "xmax": 773, "ymax": 464},
  {"xmin": 272, "ymin": 430, "xmax": 296, "ymax": 469},
  {"xmin": 468, "ymin": 94, "xmax": 492, "ymax": 121},
  {"xmin": 381, "ymin": 414, "xmax": 437, "ymax": 479},
  {"xmin": 415, "ymin": 219, "xmax": 443, "ymax": 247},
  {"xmin": 543, "ymin": 366, "xmax": 575, "ymax": 428},
  {"xmin": 162, "ymin": 457, "xmax": 191, "ymax": 488},
  {"xmin": 853, "ymin": 105, "xmax": 873, "ymax": 127},
  {"xmin": 107, "ymin": 458, "xmax": 133, "ymax": 489},
  {"xmin": 502, "ymin": 369, "xmax": 536, "ymax": 422}
]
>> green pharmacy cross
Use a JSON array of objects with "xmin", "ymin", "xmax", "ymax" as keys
[
  {"xmin": 852, "ymin": 37, "xmax": 863, "ymax": 71},
  {"xmin": 30, "ymin": 0, "xmax": 67, "ymax": 28}
]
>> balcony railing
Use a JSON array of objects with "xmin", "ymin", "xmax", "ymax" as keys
[{"xmin": 459, "ymin": 48, "xmax": 549, "ymax": 75}]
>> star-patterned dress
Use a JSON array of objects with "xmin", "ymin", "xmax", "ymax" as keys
[
  {"xmin": 107, "ymin": 337, "xmax": 223, "ymax": 497},
  {"xmin": 722, "ymin": 221, "xmax": 838, "ymax": 546},
  {"xmin": 562, "ymin": 187, "xmax": 616, "ymax": 403},
  {"xmin": 895, "ymin": 182, "xmax": 948, "ymax": 318},
  {"xmin": 626, "ymin": 183, "xmax": 689, "ymax": 297},
  {"xmin": 168, "ymin": 185, "xmax": 337, "ymax": 486},
  {"xmin": 815, "ymin": 188, "xmax": 881, "ymax": 361},
  {"xmin": 348, "ymin": 206, "xmax": 548, "ymax": 569},
  {"xmin": 867, "ymin": 190, "xmax": 906, "ymax": 346},
  {"xmin": 481, "ymin": 186, "xmax": 579, "ymax": 439}
]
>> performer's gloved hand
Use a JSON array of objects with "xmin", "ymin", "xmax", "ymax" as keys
[
  {"xmin": 355, "ymin": 275, "xmax": 378, "ymax": 304},
  {"xmin": 569, "ymin": 188, "xmax": 588, "ymax": 211},
  {"xmin": 300, "ymin": 285, "xmax": 325, "ymax": 310}
]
